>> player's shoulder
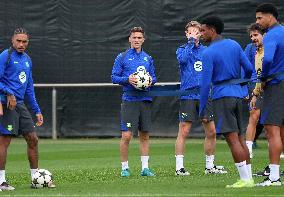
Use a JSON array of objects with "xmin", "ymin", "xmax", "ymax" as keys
[
  {"xmin": 245, "ymin": 43, "xmax": 254, "ymax": 49},
  {"xmin": 223, "ymin": 39, "xmax": 243, "ymax": 50},
  {"xmin": 115, "ymin": 49, "xmax": 130, "ymax": 61},
  {"xmin": 244, "ymin": 43, "xmax": 255, "ymax": 52},
  {"xmin": 0, "ymin": 49, "xmax": 9, "ymax": 57},
  {"xmin": 178, "ymin": 43, "xmax": 187, "ymax": 49},
  {"xmin": 141, "ymin": 50, "xmax": 153, "ymax": 61},
  {"xmin": 23, "ymin": 52, "xmax": 32, "ymax": 60},
  {"xmin": 0, "ymin": 49, "xmax": 10, "ymax": 64},
  {"xmin": 176, "ymin": 43, "xmax": 187, "ymax": 54}
]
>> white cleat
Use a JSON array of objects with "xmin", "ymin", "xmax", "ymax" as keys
[
  {"xmin": 256, "ymin": 178, "xmax": 282, "ymax": 186},
  {"xmin": 0, "ymin": 182, "xmax": 15, "ymax": 191},
  {"xmin": 175, "ymin": 168, "xmax": 190, "ymax": 176},
  {"xmin": 205, "ymin": 166, "xmax": 227, "ymax": 174}
]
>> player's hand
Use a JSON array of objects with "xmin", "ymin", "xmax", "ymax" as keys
[
  {"xmin": 7, "ymin": 94, "xmax": 17, "ymax": 110},
  {"xmin": 250, "ymin": 96, "xmax": 257, "ymax": 110},
  {"xmin": 129, "ymin": 74, "xmax": 138, "ymax": 86},
  {"xmin": 188, "ymin": 28, "xmax": 201, "ymax": 40},
  {"xmin": 148, "ymin": 73, "xmax": 153, "ymax": 86},
  {"xmin": 36, "ymin": 113, "xmax": 44, "ymax": 126}
]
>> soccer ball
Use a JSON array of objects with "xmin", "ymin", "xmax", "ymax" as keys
[
  {"xmin": 132, "ymin": 70, "xmax": 152, "ymax": 90},
  {"xmin": 31, "ymin": 169, "xmax": 53, "ymax": 188}
]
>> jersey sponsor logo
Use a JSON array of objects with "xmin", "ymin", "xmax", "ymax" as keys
[
  {"xmin": 25, "ymin": 62, "xmax": 30, "ymax": 68},
  {"xmin": 19, "ymin": 71, "xmax": 27, "ymax": 84},
  {"xmin": 128, "ymin": 58, "xmax": 134, "ymax": 60},
  {"xmin": 136, "ymin": 66, "xmax": 146, "ymax": 73},
  {"xmin": 194, "ymin": 61, "xmax": 202, "ymax": 72}
]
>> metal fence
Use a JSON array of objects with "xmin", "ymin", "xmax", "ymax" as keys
[{"xmin": 34, "ymin": 82, "xmax": 180, "ymax": 139}]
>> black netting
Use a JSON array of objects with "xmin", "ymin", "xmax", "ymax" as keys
[{"xmin": 0, "ymin": 0, "xmax": 282, "ymax": 137}]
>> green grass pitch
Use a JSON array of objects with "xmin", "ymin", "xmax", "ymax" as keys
[{"xmin": 3, "ymin": 138, "xmax": 284, "ymax": 196}]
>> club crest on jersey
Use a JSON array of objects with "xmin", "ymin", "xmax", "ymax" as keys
[
  {"xmin": 19, "ymin": 71, "xmax": 27, "ymax": 84},
  {"xmin": 194, "ymin": 61, "xmax": 202, "ymax": 72},
  {"xmin": 136, "ymin": 66, "xmax": 146, "ymax": 73},
  {"xmin": 143, "ymin": 57, "xmax": 148, "ymax": 61},
  {"xmin": 25, "ymin": 62, "xmax": 30, "ymax": 68}
]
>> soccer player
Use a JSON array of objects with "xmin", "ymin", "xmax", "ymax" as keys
[
  {"xmin": 255, "ymin": 3, "xmax": 284, "ymax": 186},
  {"xmin": 0, "ymin": 28, "xmax": 55, "ymax": 190},
  {"xmin": 175, "ymin": 21, "xmax": 227, "ymax": 175},
  {"xmin": 244, "ymin": 23, "xmax": 265, "ymax": 159},
  {"xmin": 111, "ymin": 27, "xmax": 157, "ymax": 177},
  {"xmin": 199, "ymin": 16, "xmax": 254, "ymax": 188}
]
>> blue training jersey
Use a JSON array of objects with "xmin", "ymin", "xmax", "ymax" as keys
[
  {"xmin": 176, "ymin": 38, "xmax": 205, "ymax": 100},
  {"xmin": 111, "ymin": 48, "xmax": 157, "ymax": 101},
  {"xmin": 199, "ymin": 38, "xmax": 253, "ymax": 115},
  {"xmin": 0, "ymin": 49, "xmax": 41, "ymax": 114},
  {"xmin": 262, "ymin": 24, "xmax": 284, "ymax": 85}
]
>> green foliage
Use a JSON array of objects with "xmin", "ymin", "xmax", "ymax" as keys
[{"xmin": 3, "ymin": 138, "xmax": 284, "ymax": 196}]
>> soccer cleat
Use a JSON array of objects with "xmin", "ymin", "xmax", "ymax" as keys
[
  {"xmin": 31, "ymin": 180, "xmax": 56, "ymax": 189},
  {"xmin": 47, "ymin": 181, "xmax": 56, "ymax": 188},
  {"xmin": 141, "ymin": 168, "xmax": 155, "ymax": 176},
  {"xmin": 256, "ymin": 177, "xmax": 282, "ymax": 186},
  {"xmin": 280, "ymin": 153, "xmax": 284, "ymax": 159},
  {"xmin": 0, "ymin": 182, "xmax": 15, "ymax": 191},
  {"xmin": 253, "ymin": 166, "xmax": 270, "ymax": 177},
  {"xmin": 205, "ymin": 166, "xmax": 227, "ymax": 174},
  {"xmin": 175, "ymin": 168, "xmax": 190, "ymax": 176},
  {"xmin": 226, "ymin": 179, "xmax": 255, "ymax": 188},
  {"xmin": 120, "ymin": 169, "xmax": 130, "ymax": 177}
]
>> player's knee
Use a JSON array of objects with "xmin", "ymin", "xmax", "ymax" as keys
[
  {"xmin": 139, "ymin": 132, "xmax": 149, "ymax": 142},
  {"xmin": 179, "ymin": 122, "xmax": 190, "ymax": 136},
  {"xmin": 224, "ymin": 134, "xmax": 239, "ymax": 147},
  {"xmin": 206, "ymin": 130, "xmax": 216, "ymax": 139},
  {"xmin": 0, "ymin": 136, "xmax": 12, "ymax": 147},
  {"xmin": 250, "ymin": 110, "xmax": 260, "ymax": 122},
  {"xmin": 201, "ymin": 118, "xmax": 210, "ymax": 123},
  {"xmin": 265, "ymin": 130, "xmax": 277, "ymax": 140},
  {"xmin": 121, "ymin": 132, "xmax": 132, "ymax": 143},
  {"xmin": 250, "ymin": 115, "xmax": 259, "ymax": 123},
  {"xmin": 25, "ymin": 133, "xmax": 38, "ymax": 148}
]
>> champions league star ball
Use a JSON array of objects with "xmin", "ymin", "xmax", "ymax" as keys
[
  {"xmin": 31, "ymin": 169, "xmax": 53, "ymax": 188},
  {"xmin": 132, "ymin": 70, "xmax": 152, "ymax": 90}
]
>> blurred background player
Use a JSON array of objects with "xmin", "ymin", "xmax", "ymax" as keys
[
  {"xmin": 244, "ymin": 23, "xmax": 265, "ymax": 159},
  {"xmin": 255, "ymin": 3, "xmax": 284, "ymax": 186},
  {"xmin": 175, "ymin": 21, "xmax": 227, "ymax": 176},
  {"xmin": 111, "ymin": 27, "xmax": 157, "ymax": 177},
  {"xmin": 199, "ymin": 16, "xmax": 254, "ymax": 188}
]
